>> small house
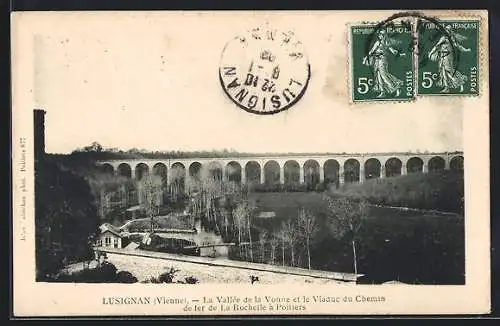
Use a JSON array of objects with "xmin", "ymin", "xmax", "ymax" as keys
[{"xmin": 96, "ymin": 223, "xmax": 123, "ymax": 248}]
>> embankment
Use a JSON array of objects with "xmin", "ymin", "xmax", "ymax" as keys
[{"xmin": 98, "ymin": 247, "xmax": 360, "ymax": 284}]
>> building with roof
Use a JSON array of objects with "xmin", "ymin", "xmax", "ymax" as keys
[{"xmin": 96, "ymin": 223, "xmax": 124, "ymax": 248}]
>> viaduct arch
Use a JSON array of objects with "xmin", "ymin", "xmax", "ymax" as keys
[{"xmin": 97, "ymin": 152, "xmax": 464, "ymax": 187}]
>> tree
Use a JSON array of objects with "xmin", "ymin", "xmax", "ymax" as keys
[
  {"xmin": 324, "ymin": 195, "xmax": 369, "ymax": 276},
  {"xmin": 84, "ymin": 167, "xmax": 134, "ymax": 220},
  {"xmin": 275, "ymin": 228, "xmax": 286, "ymax": 266},
  {"xmin": 246, "ymin": 204, "xmax": 255, "ymax": 262},
  {"xmin": 137, "ymin": 175, "xmax": 163, "ymax": 233},
  {"xmin": 80, "ymin": 141, "xmax": 103, "ymax": 153},
  {"xmin": 169, "ymin": 166, "xmax": 186, "ymax": 201},
  {"xmin": 232, "ymin": 200, "xmax": 255, "ymax": 262},
  {"xmin": 281, "ymin": 218, "xmax": 299, "ymax": 267},
  {"xmin": 35, "ymin": 160, "xmax": 100, "ymax": 280},
  {"xmin": 258, "ymin": 229, "xmax": 268, "ymax": 263},
  {"xmin": 220, "ymin": 186, "xmax": 240, "ymax": 241},
  {"xmin": 199, "ymin": 177, "xmax": 223, "ymax": 234},
  {"xmin": 269, "ymin": 233, "xmax": 278, "ymax": 265},
  {"xmin": 232, "ymin": 202, "xmax": 246, "ymax": 257},
  {"xmin": 232, "ymin": 202, "xmax": 244, "ymax": 254},
  {"xmin": 297, "ymin": 207, "xmax": 319, "ymax": 270},
  {"xmin": 186, "ymin": 168, "xmax": 248, "ymax": 242}
]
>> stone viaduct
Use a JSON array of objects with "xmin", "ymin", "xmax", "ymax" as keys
[{"xmin": 95, "ymin": 152, "xmax": 464, "ymax": 187}]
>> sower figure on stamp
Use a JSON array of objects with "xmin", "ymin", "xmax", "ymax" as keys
[
  {"xmin": 428, "ymin": 25, "xmax": 471, "ymax": 93},
  {"xmin": 362, "ymin": 30, "xmax": 405, "ymax": 98}
]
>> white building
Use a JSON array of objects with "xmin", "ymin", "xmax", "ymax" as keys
[{"xmin": 96, "ymin": 223, "xmax": 123, "ymax": 248}]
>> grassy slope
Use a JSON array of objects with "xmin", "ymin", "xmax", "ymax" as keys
[{"xmin": 332, "ymin": 170, "xmax": 464, "ymax": 214}]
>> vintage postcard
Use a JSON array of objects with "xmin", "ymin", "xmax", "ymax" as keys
[{"xmin": 11, "ymin": 10, "xmax": 490, "ymax": 316}]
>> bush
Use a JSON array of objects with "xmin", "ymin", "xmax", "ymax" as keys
[
  {"xmin": 254, "ymin": 183, "xmax": 314, "ymax": 193},
  {"xmin": 36, "ymin": 250, "xmax": 66, "ymax": 281},
  {"xmin": 158, "ymin": 267, "xmax": 180, "ymax": 283},
  {"xmin": 184, "ymin": 276, "xmax": 199, "ymax": 284},
  {"xmin": 141, "ymin": 269, "xmax": 199, "ymax": 284},
  {"xmin": 50, "ymin": 262, "xmax": 139, "ymax": 283},
  {"xmin": 283, "ymin": 183, "xmax": 308, "ymax": 192},
  {"xmin": 99, "ymin": 261, "xmax": 118, "ymax": 281},
  {"xmin": 127, "ymin": 234, "xmax": 145, "ymax": 243},
  {"xmin": 245, "ymin": 182, "xmax": 330, "ymax": 193},
  {"xmin": 314, "ymin": 182, "xmax": 327, "ymax": 193},
  {"xmin": 142, "ymin": 276, "xmax": 162, "ymax": 284},
  {"xmin": 116, "ymin": 271, "xmax": 138, "ymax": 283}
]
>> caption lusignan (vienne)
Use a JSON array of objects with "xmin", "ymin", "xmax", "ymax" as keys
[{"xmin": 102, "ymin": 295, "xmax": 386, "ymax": 312}]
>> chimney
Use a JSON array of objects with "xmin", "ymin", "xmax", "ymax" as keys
[{"xmin": 33, "ymin": 109, "xmax": 46, "ymax": 166}]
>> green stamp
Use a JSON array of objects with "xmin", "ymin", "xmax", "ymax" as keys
[
  {"xmin": 350, "ymin": 24, "xmax": 415, "ymax": 102},
  {"xmin": 417, "ymin": 20, "xmax": 480, "ymax": 95}
]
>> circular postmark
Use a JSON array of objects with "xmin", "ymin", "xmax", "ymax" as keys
[{"xmin": 219, "ymin": 26, "xmax": 311, "ymax": 115}]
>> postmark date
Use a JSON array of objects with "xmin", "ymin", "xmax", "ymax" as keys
[{"xmin": 219, "ymin": 26, "xmax": 311, "ymax": 115}]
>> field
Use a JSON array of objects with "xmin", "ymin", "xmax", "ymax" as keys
[{"xmin": 245, "ymin": 192, "xmax": 465, "ymax": 285}]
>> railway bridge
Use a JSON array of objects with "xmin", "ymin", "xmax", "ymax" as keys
[{"xmin": 95, "ymin": 151, "xmax": 463, "ymax": 186}]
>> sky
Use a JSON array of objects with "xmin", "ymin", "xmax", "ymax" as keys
[{"xmin": 31, "ymin": 11, "xmax": 466, "ymax": 154}]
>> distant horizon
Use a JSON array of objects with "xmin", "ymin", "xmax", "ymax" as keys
[{"xmin": 45, "ymin": 146, "xmax": 464, "ymax": 156}]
